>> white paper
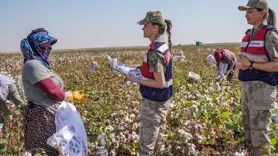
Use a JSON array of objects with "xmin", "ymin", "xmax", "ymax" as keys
[{"xmin": 107, "ymin": 55, "xmax": 150, "ymax": 80}]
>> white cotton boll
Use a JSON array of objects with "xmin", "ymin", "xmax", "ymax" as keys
[
  {"xmin": 124, "ymin": 116, "xmax": 132, "ymax": 124},
  {"xmin": 110, "ymin": 133, "xmax": 115, "ymax": 139},
  {"xmin": 178, "ymin": 129, "xmax": 193, "ymax": 142},
  {"xmin": 22, "ymin": 151, "xmax": 32, "ymax": 156},
  {"xmin": 216, "ymin": 82, "xmax": 221, "ymax": 91},
  {"xmin": 132, "ymin": 107, "xmax": 140, "ymax": 115},
  {"xmin": 110, "ymin": 149, "xmax": 116, "ymax": 156},
  {"xmin": 209, "ymin": 87, "xmax": 215, "ymax": 93},
  {"xmin": 105, "ymin": 125, "xmax": 114, "ymax": 133},
  {"xmin": 178, "ymin": 129, "xmax": 185, "ymax": 134},
  {"xmin": 205, "ymin": 96, "xmax": 213, "ymax": 102},
  {"xmin": 190, "ymin": 105, "xmax": 198, "ymax": 112},
  {"xmin": 111, "ymin": 112, "xmax": 117, "ymax": 117},
  {"xmin": 131, "ymin": 131, "xmax": 139, "ymax": 141},
  {"xmin": 126, "ymin": 80, "xmax": 132, "ymax": 85},
  {"xmin": 111, "ymin": 138, "xmax": 119, "ymax": 148},
  {"xmin": 118, "ymin": 126, "xmax": 124, "ymax": 131},
  {"xmin": 197, "ymin": 135, "xmax": 204, "ymax": 144},
  {"xmin": 234, "ymin": 152, "xmax": 245, "ymax": 156},
  {"xmin": 208, "ymin": 102, "xmax": 214, "ymax": 107},
  {"xmin": 119, "ymin": 132, "xmax": 125, "ymax": 138},
  {"xmin": 222, "ymin": 103, "xmax": 228, "ymax": 107},
  {"xmin": 132, "ymin": 123, "xmax": 138, "ymax": 131},
  {"xmin": 167, "ymin": 145, "xmax": 172, "ymax": 152},
  {"xmin": 129, "ymin": 114, "xmax": 136, "ymax": 119},
  {"xmin": 124, "ymin": 130, "xmax": 129, "ymax": 135},
  {"xmin": 188, "ymin": 143, "xmax": 198, "ymax": 156},
  {"xmin": 119, "ymin": 121, "xmax": 125, "ymax": 126},
  {"xmin": 169, "ymin": 103, "xmax": 174, "ymax": 109},
  {"xmin": 126, "ymin": 133, "xmax": 132, "ymax": 141},
  {"xmin": 184, "ymin": 120, "xmax": 190, "ymax": 126}
]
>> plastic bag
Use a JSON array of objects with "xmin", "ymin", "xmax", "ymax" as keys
[
  {"xmin": 89, "ymin": 61, "xmax": 98, "ymax": 71},
  {"xmin": 47, "ymin": 101, "xmax": 88, "ymax": 156},
  {"xmin": 188, "ymin": 72, "xmax": 200, "ymax": 81},
  {"xmin": 207, "ymin": 54, "xmax": 215, "ymax": 67}
]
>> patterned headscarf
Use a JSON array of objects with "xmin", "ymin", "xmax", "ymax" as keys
[{"xmin": 20, "ymin": 28, "xmax": 57, "ymax": 69}]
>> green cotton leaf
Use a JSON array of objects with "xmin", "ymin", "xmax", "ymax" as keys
[
  {"xmin": 270, "ymin": 138, "xmax": 277, "ymax": 145},
  {"xmin": 220, "ymin": 112, "xmax": 230, "ymax": 119},
  {"xmin": 225, "ymin": 123, "xmax": 233, "ymax": 130},
  {"xmin": 211, "ymin": 93, "xmax": 218, "ymax": 100},
  {"xmin": 3, "ymin": 110, "xmax": 12, "ymax": 117}
]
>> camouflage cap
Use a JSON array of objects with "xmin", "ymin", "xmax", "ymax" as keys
[
  {"xmin": 238, "ymin": 0, "xmax": 269, "ymax": 11},
  {"xmin": 137, "ymin": 11, "xmax": 166, "ymax": 25}
]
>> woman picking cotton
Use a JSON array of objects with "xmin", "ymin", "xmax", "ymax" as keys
[
  {"xmin": 214, "ymin": 48, "xmax": 237, "ymax": 82},
  {"xmin": 20, "ymin": 28, "xmax": 87, "ymax": 155}
]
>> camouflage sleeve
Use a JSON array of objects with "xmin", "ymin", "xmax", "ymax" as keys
[
  {"xmin": 265, "ymin": 30, "xmax": 278, "ymax": 60},
  {"xmin": 147, "ymin": 50, "xmax": 166, "ymax": 73}
]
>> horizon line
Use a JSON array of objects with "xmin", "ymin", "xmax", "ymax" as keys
[{"xmin": 0, "ymin": 42, "xmax": 241, "ymax": 53}]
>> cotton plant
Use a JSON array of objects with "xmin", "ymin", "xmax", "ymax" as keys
[{"xmin": 2, "ymin": 46, "xmax": 278, "ymax": 155}]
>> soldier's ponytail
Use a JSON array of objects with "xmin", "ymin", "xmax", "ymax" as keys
[
  {"xmin": 267, "ymin": 8, "xmax": 276, "ymax": 27},
  {"xmin": 165, "ymin": 19, "xmax": 172, "ymax": 51}
]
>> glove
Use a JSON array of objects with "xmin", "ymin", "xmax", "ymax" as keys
[{"xmin": 65, "ymin": 90, "xmax": 88, "ymax": 102}]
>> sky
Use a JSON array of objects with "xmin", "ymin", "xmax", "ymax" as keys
[{"xmin": 1, "ymin": 0, "xmax": 278, "ymax": 52}]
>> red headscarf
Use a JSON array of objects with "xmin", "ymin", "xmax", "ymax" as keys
[{"xmin": 214, "ymin": 48, "xmax": 224, "ymax": 63}]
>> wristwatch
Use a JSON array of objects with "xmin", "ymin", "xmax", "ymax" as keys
[{"xmin": 249, "ymin": 60, "xmax": 254, "ymax": 69}]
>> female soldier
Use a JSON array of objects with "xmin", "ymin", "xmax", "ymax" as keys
[
  {"xmin": 238, "ymin": 0, "xmax": 278, "ymax": 155},
  {"xmin": 126, "ymin": 11, "xmax": 173, "ymax": 155}
]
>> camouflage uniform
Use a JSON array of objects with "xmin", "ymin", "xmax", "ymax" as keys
[
  {"xmin": 138, "ymin": 50, "xmax": 170, "ymax": 156},
  {"xmin": 239, "ymin": 0, "xmax": 278, "ymax": 155},
  {"xmin": 137, "ymin": 11, "xmax": 172, "ymax": 156}
]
